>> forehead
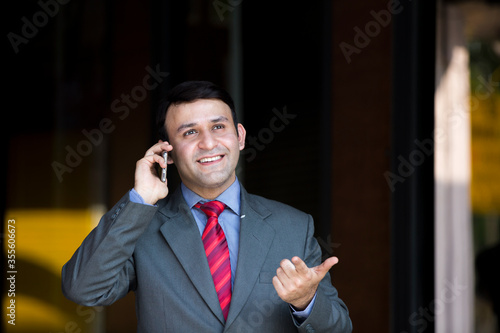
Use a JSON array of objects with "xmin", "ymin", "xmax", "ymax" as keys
[{"xmin": 166, "ymin": 99, "xmax": 232, "ymax": 124}]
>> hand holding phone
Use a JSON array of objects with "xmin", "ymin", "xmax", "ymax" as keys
[{"xmin": 134, "ymin": 142, "xmax": 171, "ymax": 205}]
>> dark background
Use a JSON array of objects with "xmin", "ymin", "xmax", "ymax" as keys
[{"xmin": 4, "ymin": 0, "xmax": 480, "ymax": 332}]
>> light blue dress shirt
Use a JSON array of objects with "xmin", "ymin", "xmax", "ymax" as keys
[{"xmin": 129, "ymin": 177, "xmax": 315, "ymax": 322}]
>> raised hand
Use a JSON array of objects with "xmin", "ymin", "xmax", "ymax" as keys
[
  {"xmin": 134, "ymin": 141, "xmax": 173, "ymax": 205},
  {"xmin": 272, "ymin": 256, "xmax": 339, "ymax": 310}
]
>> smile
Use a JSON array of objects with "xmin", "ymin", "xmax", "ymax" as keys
[{"xmin": 198, "ymin": 155, "xmax": 223, "ymax": 164}]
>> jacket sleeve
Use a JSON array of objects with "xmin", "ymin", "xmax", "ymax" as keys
[
  {"xmin": 295, "ymin": 215, "xmax": 353, "ymax": 333},
  {"xmin": 61, "ymin": 193, "xmax": 158, "ymax": 306}
]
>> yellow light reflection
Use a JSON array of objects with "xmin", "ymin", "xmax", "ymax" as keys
[
  {"xmin": 470, "ymin": 66, "xmax": 500, "ymax": 215},
  {"xmin": 3, "ymin": 208, "xmax": 105, "ymax": 332}
]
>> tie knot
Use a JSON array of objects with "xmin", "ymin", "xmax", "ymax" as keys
[{"xmin": 195, "ymin": 200, "xmax": 225, "ymax": 218}]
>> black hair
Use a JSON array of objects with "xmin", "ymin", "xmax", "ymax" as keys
[{"xmin": 156, "ymin": 81, "xmax": 238, "ymax": 141}]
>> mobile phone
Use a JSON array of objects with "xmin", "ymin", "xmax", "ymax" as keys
[{"xmin": 161, "ymin": 151, "xmax": 168, "ymax": 182}]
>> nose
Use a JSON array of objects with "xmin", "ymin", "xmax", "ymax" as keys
[{"xmin": 198, "ymin": 130, "xmax": 217, "ymax": 150}]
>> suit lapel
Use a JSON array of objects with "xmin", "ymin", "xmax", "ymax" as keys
[
  {"xmin": 225, "ymin": 188, "xmax": 275, "ymax": 328},
  {"xmin": 158, "ymin": 189, "xmax": 225, "ymax": 324}
]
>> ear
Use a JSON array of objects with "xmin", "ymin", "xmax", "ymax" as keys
[
  {"xmin": 237, "ymin": 123, "xmax": 246, "ymax": 151},
  {"xmin": 167, "ymin": 148, "xmax": 175, "ymax": 165}
]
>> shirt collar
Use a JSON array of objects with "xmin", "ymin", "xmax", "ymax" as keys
[{"xmin": 181, "ymin": 177, "xmax": 241, "ymax": 215}]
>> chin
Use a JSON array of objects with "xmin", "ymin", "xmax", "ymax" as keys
[{"xmin": 201, "ymin": 172, "xmax": 235, "ymax": 188}]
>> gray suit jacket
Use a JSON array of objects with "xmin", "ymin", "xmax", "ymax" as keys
[{"xmin": 62, "ymin": 185, "xmax": 352, "ymax": 332}]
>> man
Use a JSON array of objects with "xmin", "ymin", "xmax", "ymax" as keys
[{"xmin": 62, "ymin": 81, "xmax": 352, "ymax": 332}]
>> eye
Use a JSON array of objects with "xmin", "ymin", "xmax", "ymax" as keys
[
  {"xmin": 213, "ymin": 124, "xmax": 225, "ymax": 130},
  {"xmin": 183, "ymin": 129, "xmax": 197, "ymax": 136}
]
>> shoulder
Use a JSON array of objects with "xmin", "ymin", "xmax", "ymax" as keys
[{"xmin": 243, "ymin": 190, "xmax": 317, "ymax": 248}]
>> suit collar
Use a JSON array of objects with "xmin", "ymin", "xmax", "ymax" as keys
[
  {"xmin": 157, "ymin": 186, "xmax": 185, "ymax": 217},
  {"xmin": 239, "ymin": 186, "xmax": 272, "ymax": 219}
]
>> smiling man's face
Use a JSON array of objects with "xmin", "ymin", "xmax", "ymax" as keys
[{"xmin": 165, "ymin": 98, "xmax": 246, "ymax": 199}]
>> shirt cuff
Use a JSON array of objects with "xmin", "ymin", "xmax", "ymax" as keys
[
  {"xmin": 290, "ymin": 293, "xmax": 317, "ymax": 323},
  {"xmin": 129, "ymin": 188, "xmax": 156, "ymax": 206}
]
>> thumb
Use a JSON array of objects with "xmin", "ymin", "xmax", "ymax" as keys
[{"xmin": 313, "ymin": 256, "xmax": 339, "ymax": 278}]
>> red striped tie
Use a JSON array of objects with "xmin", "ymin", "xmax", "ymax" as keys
[{"xmin": 196, "ymin": 201, "xmax": 231, "ymax": 320}]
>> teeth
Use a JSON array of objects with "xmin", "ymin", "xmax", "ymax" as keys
[{"xmin": 199, "ymin": 156, "xmax": 222, "ymax": 163}]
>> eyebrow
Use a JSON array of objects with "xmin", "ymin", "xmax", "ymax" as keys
[{"xmin": 176, "ymin": 116, "xmax": 230, "ymax": 133}]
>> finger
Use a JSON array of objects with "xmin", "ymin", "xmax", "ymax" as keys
[
  {"xmin": 156, "ymin": 154, "xmax": 168, "ymax": 168},
  {"xmin": 278, "ymin": 259, "xmax": 298, "ymax": 278},
  {"xmin": 313, "ymin": 256, "xmax": 339, "ymax": 278},
  {"xmin": 275, "ymin": 265, "xmax": 292, "ymax": 286},
  {"xmin": 145, "ymin": 141, "xmax": 173, "ymax": 157},
  {"xmin": 272, "ymin": 275, "xmax": 286, "ymax": 296},
  {"xmin": 141, "ymin": 154, "xmax": 168, "ymax": 168},
  {"xmin": 291, "ymin": 256, "xmax": 309, "ymax": 275}
]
